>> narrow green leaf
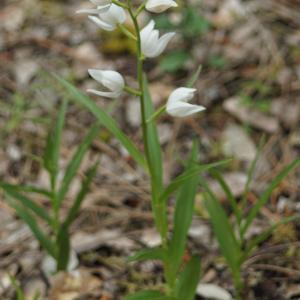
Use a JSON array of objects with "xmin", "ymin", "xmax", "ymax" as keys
[
  {"xmin": 44, "ymin": 100, "xmax": 68, "ymax": 190},
  {"xmin": 202, "ymin": 181, "xmax": 241, "ymax": 274},
  {"xmin": 159, "ymin": 159, "xmax": 230, "ymax": 204},
  {"xmin": 175, "ymin": 256, "xmax": 201, "ymax": 300},
  {"xmin": 128, "ymin": 247, "xmax": 165, "ymax": 263},
  {"xmin": 241, "ymin": 135, "xmax": 265, "ymax": 210},
  {"xmin": 124, "ymin": 290, "xmax": 174, "ymax": 300},
  {"xmin": 56, "ymin": 124, "xmax": 99, "ymax": 209},
  {"xmin": 143, "ymin": 74, "xmax": 163, "ymax": 197},
  {"xmin": 0, "ymin": 183, "xmax": 51, "ymax": 198},
  {"xmin": 8, "ymin": 200, "xmax": 56, "ymax": 258},
  {"xmin": 244, "ymin": 215, "xmax": 299, "ymax": 260},
  {"xmin": 56, "ymin": 226, "xmax": 70, "ymax": 271},
  {"xmin": 52, "ymin": 74, "xmax": 147, "ymax": 170},
  {"xmin": 9, "ymin": 275, "xmax": 25, "ymax": 300},
  {"xmin": 186, "ymin": 65, "xmax": 202, "ymax": 88},
  {"xmin": 168, "ymin": 142, "xmax": 199, "ymax": 277},
  {"xmin": 242, "ymin": 157, "xmax": 300, "ymax": 236},
  {"xmin": 63, "ymin": 162, "xmax": 99, "ymax": 229},
  {"xmin": 1, "ymin": 184, "xmax": 52, "ymax": 226},
  {"xmin": 210, "ymin": 171, "xmax": 242, "ymax": 224}
]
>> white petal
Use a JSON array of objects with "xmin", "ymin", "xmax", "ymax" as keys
[
  {"xmin": 146, "ymin": 0, "xmax": 177, "ymax": 13},
  {"xmin": 166, "ymin": 87, "xmax": 205, "ymax": 117},
  {"xmin": 168, "ymin": 87, "xmax": 196, "ymax": 104},
  {"xmin": 140, "ymin": 20, "xmax": 156, "ymax": 40},
  {"xmin": 167, "ymin": 102, "xmax": 205, "ymax": 117},
  {"xmin": 88, "ymin": 15, "xmax": 115, "ymax": 31},
  {"xmin": 151, "ymin": 32, "xmax": 175, "ymax": 57},
  {"xmin": 87, "ymin": 89, "xmax": 121, "ymax": 98},
  {"xmin": 141, "ymin": 20, "xmax": 175, "ymax": 58},
  {"xmin": 100, "ymin": 4, "xmax": 126, "ymax": 26},
  {"xmin": 88, "ymin": 69, "xmax": 125, "ymax": 93}
]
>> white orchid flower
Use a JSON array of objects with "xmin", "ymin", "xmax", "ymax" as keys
[
  {"xmin": 140, "ymin": 20, "xmax": 175, "ymax": 58},
  {"xmin": 166, "ymin": 87, "xmax": 206, "ymax": 117},
  {"xmin": 146, "ymin": 0, "xmax": 177, "ymax": 13},
  {"xmin": 76, "ymin": 0, "xmax": 111, "ymax": 14},
  {"xmin": 87, "ymin": 69, "xmax": 125, "ymax": 98},
  {"xmin": 87, "ymin": 4, "xmax": 126, "ymax": 31}
]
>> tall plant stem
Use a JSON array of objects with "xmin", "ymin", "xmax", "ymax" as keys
[{"xmin": 127, "ymin": 2, "xmax": 173, "ymax": 294}]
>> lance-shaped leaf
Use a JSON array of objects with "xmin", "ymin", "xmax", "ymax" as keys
[
  {"xmin": 44, "ymin": 100, "xmax": 68, "ymax": 190},
  {"xmin": 1, "ymin": 184, "xmax": 52, "ymax": 226},
  {"xmin": 0, "ymin": 183, "xmax": 51, "ymax": 198},
  {"xmin": 175, "ymin": 255, "xmax": 201, "ymax": 300},
  {"xmin": 168, "ymin": 142, "xmax": 199, "ymax": 277},
  {"xmin": 128, "ymin": 247, "xmax": 165, "ymax": 263},
  {"xmin": 241, "ymin": 157, "xmax": 300, "ymax": 237},
  {"xmin": 56, "ymin": 123, "xmax": 100, "ymax": 209},
  {"xmin": 202, "ymin": 180, "xmax": 241, "ymax": 275},
  {"xmin": 210, "ymin": 171, "xmax": 241, "ymax": 224},
  {"xmin": 52, "ymin": 74, "xmax": 147, "ymax": 170},
  {"xmin": 243, "ymin": 215, "xmax": 299, "ymax": 260},
  {"xmin": 159, "ymin": 159, "xmax": 230, "ymax": 204},
  {"xmin": 8, "ymin": 200, "xmax": 56, "ymax": 258},
  {"xmin": 63, "ymin": 162, "xmax": 99, "ymax": 229}
]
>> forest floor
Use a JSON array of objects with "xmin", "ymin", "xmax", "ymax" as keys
[{"xmin": 0, "ymin": 0, "xmax": 300, "ymax": 299}]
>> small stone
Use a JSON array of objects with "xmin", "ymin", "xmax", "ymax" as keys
[
  {"xmin": 7, "ymin": 144, "xmax": 21, "ymax": 161},
  {"xmin": 222, "ymin": 123, "xmax": 256, "ymax": 162},
  {"xmin": 14, "ymin": 60, "xmax": 39, "ymax": 85},
  {"xmin": 197, "ymin": 283, "xmax": 232, "ymax": 300}
]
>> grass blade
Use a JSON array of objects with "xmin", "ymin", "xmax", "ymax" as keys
[
  {"xmin": 9, "ymin": 276, "xmax": 25, "ymax": 300},
  {"xmin": 52, "ymin": 74, "xmax": 147, "ymax": 170},
  {"xmin": 242, "ymin": 157, "xmax": 300, "ymax": 236},
  {"xmin": 8, "ymin": 200, "xmax": 56, "ymax": 258},
  {"xmin": 168, "ymin": 142, "xmax": 199, "ymax": 277},
  {"xmin": 63, "ymin": 162, "xmax": 99, "ymax": 229},
  {"xmin": 1, "ymin": 184, "xmax": 52, "ymax": 226},
  {"xmin": 210, "ymin": 171, "xmax": 242, "ymax": 224},
  {"xmin": 175, "ymin": 255, "xmax": 201, "ymax": 300},
  {"xmin": 244, "ymin": 215, "xmax": 299, "ymax": 260},
  {"xmin": 159, "ymin": 160, "xmax": 230, "ymax": 204},
  {"xmin": 241, "ymin": 135, "xmax": 265, "ymax": 211},
  {"xmin": 56, "ymin": 124, "xmax": 99, "ymax": 209},
  {"xmin": 128, "ymin": 247, "xmax": 165, "ymax": 263},
  {"xmin": 202, "ymin": 180, "xmax": 241, "ymax": 274},
  {"xmin": 0, "ymin": 183, "xmax": 51, "ymax": 198},
  {"xmin": 44, "ymin": 100, "xmax": 68, "ymax": 190}
]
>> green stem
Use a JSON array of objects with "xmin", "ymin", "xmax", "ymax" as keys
[
  {"xmin": 135, "ymin": 2, "xmax": 146, "ymax": 17},
  {"xmin": 127, "ymin": 3, "xmax": 173, "ymax": 294},
  {"xmin": 233, "ymin": 269, "xmax": 244, "ymax": 300},
  {"xmin": 147, "ymin": 105, "xmax": 166, "ymax": 123},
  {"xmin": 112, "ymin": 0, "xmax": 129, "ymax": 9},
  {"xmin": 124, "ymin": 85, "xmax": 142, "ymax": 96},
  {"xmin": 118, "ymin": 24, "xmax": 137, "ymax": 41}
]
